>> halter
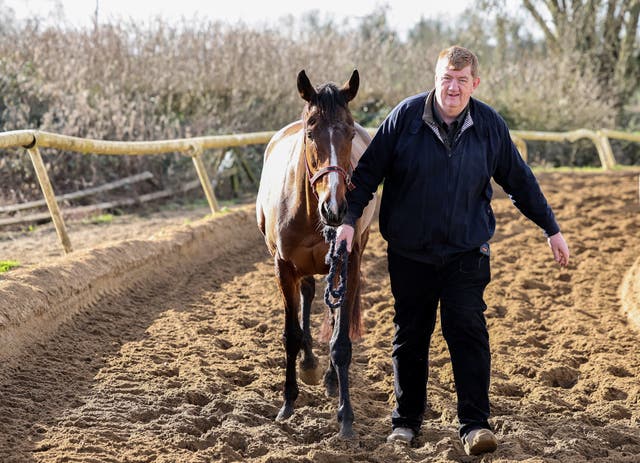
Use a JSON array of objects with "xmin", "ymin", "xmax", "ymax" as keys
[{"xmin": 302, "ymin": 128, "xmax": 355, "ymax": 198}]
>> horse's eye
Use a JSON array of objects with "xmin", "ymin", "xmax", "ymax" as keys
[{"xmin": 306, "ymin": 130, "xmax": 314, "ymax": 140}]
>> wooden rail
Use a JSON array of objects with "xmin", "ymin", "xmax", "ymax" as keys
[
  {"xmin": 510, "ymin": 129, "xmax": 619, "ymax": 169},
  {"xmin": 0, "ymin": 127, "xmax": 637, "ymax": 255},
  {"xmin": 0, "ymin": 129, "xmax": 276, "ymax": 254},
  {"xmin": 0, "ymin": 171, "xmax": 154, "ymax": 213}
]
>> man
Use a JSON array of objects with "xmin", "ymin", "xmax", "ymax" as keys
[{"xmin": 335, "ymin": 45, "xmax": 569, "ymax": 455}]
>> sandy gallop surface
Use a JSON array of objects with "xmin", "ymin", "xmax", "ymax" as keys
[{"xmin": 0, "ymin": 171, "xmax": 639, "ymax": 463}]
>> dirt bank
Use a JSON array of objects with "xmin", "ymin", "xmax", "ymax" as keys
[
  {"xmin": 0, "ymin": 171, "xmax": 639, "ymax": 462},
  {"xmin": 621, "ymin": 255, "xmax": 640, "ymax": 331}
]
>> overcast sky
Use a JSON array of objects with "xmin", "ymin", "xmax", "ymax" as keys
[{"xmin": 6, "ymin": 0, "xmax": 476, "ymax": 37}]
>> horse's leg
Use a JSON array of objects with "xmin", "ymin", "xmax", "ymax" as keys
[
  {"xmin": 299, "ymin": 276, "xmax": 323, "ymax": 385},
  {"xmin": 323, "ymin": 314, "xmax": 338, "ymax": 397},
  {"xmin": 330, "ymin": 251, "xmax": 361, "ymax": 439},
  {"xmin": 275, "ymin": 257, "xmax": 302, "ymax": 421}
]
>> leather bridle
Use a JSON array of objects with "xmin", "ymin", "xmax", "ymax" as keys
[{"xmin": 302, "ymin": 127, "xmax": 355, "ymax": 198}]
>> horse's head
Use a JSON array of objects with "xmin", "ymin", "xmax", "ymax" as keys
[{"xmin": 297, "ymin": 69, "xmax": 359, "ymax": 228}]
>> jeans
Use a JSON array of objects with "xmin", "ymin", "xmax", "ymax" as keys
[{"xmin": 387, "ymin": 247, "xmax": 492, "ymax": 437}]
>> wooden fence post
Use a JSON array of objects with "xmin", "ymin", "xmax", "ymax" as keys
[
  {"xmin": 26, "ymin": 146, "xmax": 73, "ymax": 254},
  {"xmin": 187, "ymin": 144, "xmax": 220, "ymax": 214},
  {"xmin": 596, "ymin": 131, "xmax": 617, "ymax": 170},
  {"xmin": 511, "ymin": 135, "xmax": 528, "ymax": 162}
]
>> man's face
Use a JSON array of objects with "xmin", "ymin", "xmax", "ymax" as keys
[{"xmin": 434, "ymin": 59, "xmax": 480, "ymax": 121}]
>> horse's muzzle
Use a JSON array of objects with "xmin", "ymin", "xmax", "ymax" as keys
[{"xmin": 320, "ymin": 200, "xmax": 347, "ymax": 227}]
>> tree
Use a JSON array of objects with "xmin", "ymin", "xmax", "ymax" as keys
[
  {"xmin": 356, "ymin": 5, "xmax": 398, "ymax": 43},
  {"xmin": 407, "ymin": 17, "xmax": 454, "ymax": 45},
  {"xmin": 519, "ymin": 0, "xmax": 639, "ymax": 112}
]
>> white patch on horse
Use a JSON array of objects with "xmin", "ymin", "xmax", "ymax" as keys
[{"xmin": 328, "ymin": 127, "xmax": 339, "ymax": 215}]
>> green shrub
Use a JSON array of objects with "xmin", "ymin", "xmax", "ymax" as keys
[{"xmin": 0, "ymin": 260, "xmax": 20, "ymax": 273}]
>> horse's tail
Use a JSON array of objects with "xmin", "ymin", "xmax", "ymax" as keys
[
  {"xmin": 318, "ymin": 310, "xmax": 332, "ymax": 343},
  {"xmin": 347, "ymin": 228, "xmax": 370, "ymax": 341},
  {"xmin": 349, "ymin": 281, "xmax": 364, "ymax": 341}
]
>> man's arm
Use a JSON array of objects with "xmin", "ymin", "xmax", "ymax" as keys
[
  {"xmin": 337, "ymin": 103, "xmax": 406, "ymax": 252},
  {"xmin": 492, "ymin": 117, "xmax": 569, "ymax": 266}
]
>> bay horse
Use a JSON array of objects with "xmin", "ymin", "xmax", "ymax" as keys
[{"xmin": 256, "ymin": 70, "xmax": 378, "ymax": 438}]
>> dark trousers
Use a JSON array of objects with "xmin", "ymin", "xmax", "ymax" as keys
[{"xmin": 387, "ymin": 247, "xmax": 492, "ymax": 437}]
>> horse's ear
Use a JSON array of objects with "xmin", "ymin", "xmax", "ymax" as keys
[
  {"xmin": 340, "ymin": 69, "xmax": 359, "ymax": 103},
  {"xmin": 297, "ymin": 70, "xmax": 316, "ymax": 102}
]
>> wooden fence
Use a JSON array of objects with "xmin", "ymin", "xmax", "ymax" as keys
[{"xmin": 0, "ymin": 127, "xmax": 638, "ymax": 255}]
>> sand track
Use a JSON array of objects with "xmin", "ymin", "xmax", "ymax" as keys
[{"xmin": 0, "ymin": 172, "xmax": 639, "ymax": 462}]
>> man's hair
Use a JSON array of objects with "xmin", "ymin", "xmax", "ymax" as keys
[{"xmin": 437, "ymin": 45, "xmax": 479, "ymax": 78}]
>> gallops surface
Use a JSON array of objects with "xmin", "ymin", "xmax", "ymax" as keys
[{"xmin": 1, "ymin": 172, "xmax": 639, "ymax": 463}]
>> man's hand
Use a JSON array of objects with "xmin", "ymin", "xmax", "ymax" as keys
[
  {"xmin": 335, "ymin": 224, "xmax": 355, "ymax": 253},
  {"xmin": 548, "ymin": 232, "xmax": 570, "ymax": 267}
]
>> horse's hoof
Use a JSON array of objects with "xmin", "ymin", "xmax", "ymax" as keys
[
  {"xmin": 275, "ymin": 404, "xmax": 294, "ymax": 422},
  {"xmin": 338, "ymin": 424, "xmax": 356, "ymax": 440},
  {"xmin": 299, "ymin": 363, "xmax": 323, "ymax": 385},
  {"xmin": 325, "ymin": 381, "xmax": 338, "ymax": 398}
]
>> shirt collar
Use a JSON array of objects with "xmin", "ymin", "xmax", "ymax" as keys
[{"xmin": 423, "ymin": 90, "xmax": 469, "ymax": 129}]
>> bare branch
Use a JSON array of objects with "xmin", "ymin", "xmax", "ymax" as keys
[
  {"xmin": 523, "ymin": 0, "xmax": 560, "ymax": 49},
  {"xmin": 615, "ymin": 0, "xmax": 640, "ymax": 83},
  {"xmin": 546, "ymin": 0, "xmax": 562, "ymax": 16}
]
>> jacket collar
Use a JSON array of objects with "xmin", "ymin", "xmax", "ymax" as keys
[{"xmin": 422, "ymin": 90, "xmax": 476, "ymax": 144}]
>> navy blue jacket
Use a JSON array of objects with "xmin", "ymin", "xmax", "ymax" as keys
[{"xmin": 344, "ymin": 90, "xmax": 560, "ymax": 264}]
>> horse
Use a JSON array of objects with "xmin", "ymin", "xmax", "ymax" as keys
[{"xmin": 256, "ymin": 69, "xmax": 378, "ymax": 438}]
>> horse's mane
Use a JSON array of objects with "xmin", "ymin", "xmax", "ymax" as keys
[{"xmin": 304, "ymin": 83, "xmax": 351, "ymax": 122}]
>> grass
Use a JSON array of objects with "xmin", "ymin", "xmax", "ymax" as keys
[
  {"xmin": 83, "ymin": 213, "xmax": 115, "ymax": 225},
  {"xmin": 0, "ymin": 260, "xmax": 20, "ymax": 273}
]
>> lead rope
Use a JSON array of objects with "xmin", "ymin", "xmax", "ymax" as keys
[{"xmin": 323, "ymin": 227, "xmax": 349, "ymax": 309}]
